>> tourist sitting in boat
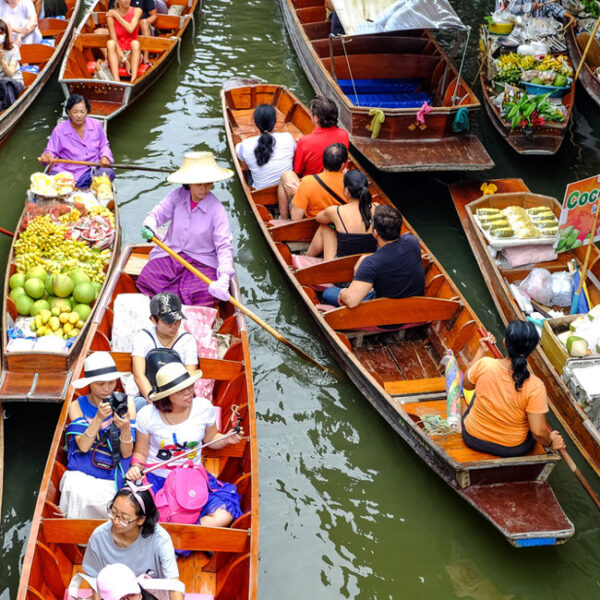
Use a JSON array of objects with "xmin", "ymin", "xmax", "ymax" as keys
[
  {"xmin": 108, "ymin": 0, "xmax": 157, "ymax": 63},
  {"xmin": 306, "ymin": 169, "xmax": 377, "ymax": 260},
  {"xmin": 322, "ymin": 205, "xmax": 425, "ymax": 308},
  {"xmin": 137, "ymin": 151, "xmax": 235, "ymax": 306},
  {"xmin": 235, "ymin": 103, "xmax": 296, "ymax": 190},
  {"xmin": 59, "ymin": 352, "xmax": 135, "ymax": 519},
  {"xmin": 278, "ymin": 96, "xmax": 349, "ymax": 218},
  {"xmin": 40, "ymin": 93, "xmax": 115, "ymax": 189},
  {"xmin": 126, "ymin": 362, "xmax": 244, "ymax": 527},
  {"xmin": 82, "ymin": 484, "xmax": 184, "ymax": 600},
  {"xmin": 290, "ymin": 142, "xmax": 347, "ymax": 221},
  {"xmin": 95, "ymin": 563, "xmax": 163, "ymax": 600},
  {"xmin": 132, "ymin": 292, "xmax": 198, "ymax": 403},
  {"xmin": 0, "ymin": 18, "xmax": 24, "ymax": 109},
  {"xmin": 0, "ymin": 0, "xmax": 41, "ymax": 45},
  {"xmin": 106, "ymin": 0, "xmax": 142, "ymax": 82},
  {"xmin": 462, "ymin": 321, "xmax": 565, "ymax": 458}
]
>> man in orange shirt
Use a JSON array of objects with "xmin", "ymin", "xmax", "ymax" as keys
[{"xmin": 290, "ymin": 143, "xmax": 347, "ymax": 220}]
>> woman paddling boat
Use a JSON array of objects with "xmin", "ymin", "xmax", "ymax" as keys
[{"xmin": 137, "ymin": 151, "xmax": 235, "ymax": 306}]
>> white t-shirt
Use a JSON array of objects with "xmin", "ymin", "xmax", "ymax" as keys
[
  {"xmin": 136, "ymin": 397, "xmax": 216, "ymax": 478},
  {"xmin": 235, "ymin": 132, "xmax": 296, "ymax": 190},
  {"xmin": 131, "ymin": 326, "xmax": 198, "ymax": 365}
]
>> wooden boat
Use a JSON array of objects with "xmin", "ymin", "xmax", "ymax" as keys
[
  {"xmin": 0, "ymin": 0, "xmax": 82, "ymax": 145},
  {"xmin": 479, "ymin": 28, "xmax": 575, "ymax": 155},
  {"xmin": 565, "ymin": 26, "xmax": 600, "ymax": 107},
  {"xmin": 58, "ymin": 0, "xmax": 198, "ymax": 121},
  {"xmin": 449, "ymin": 179, "xmax": 600, "ymax": 479},
  {"xmin": 278, "ymin": 0, "xmax": 493, "ymax": 173},
  {"xmin": 16, "ymin": 243, "xmax": 258, "ymax": 600},
  {"xmin": 0, "ymin": 186, "xmax": 121, "ymax": 402},
  {"xmin": 221, "ymin": 80, "xmax": 573, "ymax": 546}
]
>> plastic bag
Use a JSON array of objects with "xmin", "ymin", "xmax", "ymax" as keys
[
  {"xmin": 551, "ymin": 271, "xmax": 573, "ymax": 307},
  {"xmin": 519, "ymin": 268, "xmax": 553, "ymax": 305}
]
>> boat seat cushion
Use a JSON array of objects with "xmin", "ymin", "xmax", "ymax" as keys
[
  {"xmin": 87, "ymin": 60, "xmax": 150, "ymax": 78},
  {"xmin": 349, "ymin": 92, "xmax": 431, "ymax": 109},
  {"xmin": 338, "ymin": 78, "xmax": 420, "ymax": 94},
  {"xmin": 316, "ymin": 303, "xmax": 337, "ymax": 312}
]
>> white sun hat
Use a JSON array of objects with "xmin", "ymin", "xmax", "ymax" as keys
[
  {"xmin": 72, "ymin": 351, "xmax": 128, "ymax": 389},
  {"xmin": 167, "ymin": 151, "xmax": 234, "ymax": 185},
  {"xmin": 149, "ymin": 361, "xmax": 203, "ymax": 402}
]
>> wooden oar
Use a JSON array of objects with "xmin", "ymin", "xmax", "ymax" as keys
[
  {"xmin": 151, "ymin": 236, "xmax": 336, "ymax": 376},
  {"xmin": 574, "ymin": 13, "xmax": 600, "ymax": 83},
  {"xmin": 37, "ymin": 157, "xmax": 171, "ymax": 174},
  {"xmin": 478, "ymin": 326, "xmax": 600, "ymax": 510}
]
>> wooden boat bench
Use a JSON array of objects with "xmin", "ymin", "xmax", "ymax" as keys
[{"xmin": 19, "ymin": 43, "xmax": 54, "ymax": 69}]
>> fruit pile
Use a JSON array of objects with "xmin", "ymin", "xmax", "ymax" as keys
[
  {"xmin": 495, "ymin": 53, "xmax": 573, "ymax": 87},
  {"xmin": 9, "ymin": 267, "xmax": 99, "ymax": 339}
]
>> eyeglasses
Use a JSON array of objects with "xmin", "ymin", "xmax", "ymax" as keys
[{"xmin": 107, "ymin": 507, "xmax": 137, "ymax": 527}]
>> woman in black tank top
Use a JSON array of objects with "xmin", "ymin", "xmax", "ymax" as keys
[{"xmin": 306, "ymin": 170, "xmax": 377, "ymax": 260}]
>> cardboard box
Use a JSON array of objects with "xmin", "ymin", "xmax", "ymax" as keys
[{"xmin": 540, "ymin": 314, "xmax": 581, "ymax": 374}]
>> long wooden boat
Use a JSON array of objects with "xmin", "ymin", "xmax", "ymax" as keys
[
  {"xmin": 278, "ymin": 0, "xmax": 493, "ymax": 173},
  {"xmin": 16, "ymin": 243, "xmax": 258, "ymax": 599},
  {"xmin": 222, "ymin": 80, "xmax": 573, "ymax": 546},
  {"xmin": 479, "ymin": 28, "xmax": 575, "ymax": 155},
  {"xmin": 449, "ymin": 179, "xmax": 600, "ymax": 479},
  {"xmin": 0, "ymin": 185, "xmax": 121, "ymax": 402},
  {"xmin": 565, "ymin": 26, "xmax": 600, "ymax": 107},
  {"xmin": 58, "ymin": 0, "xmax": 198, "ymax": 121},
  {"xmin": 0, "ymin": 0, "xmax": 82, "ymax": 145}
]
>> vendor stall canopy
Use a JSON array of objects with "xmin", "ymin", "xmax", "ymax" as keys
[{"xmin": 331, "ymin": 0, "xmax": 466, "ymax": 35}]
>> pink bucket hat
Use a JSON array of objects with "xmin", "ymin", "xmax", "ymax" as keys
[{"xmin": 96, "ymin": 563, "xmax": 141, "ymax": 600}]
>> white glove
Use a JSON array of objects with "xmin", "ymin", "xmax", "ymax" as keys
[{"xmin": 208, "ymin": 274, "xmax": 230, "ymax": 301}]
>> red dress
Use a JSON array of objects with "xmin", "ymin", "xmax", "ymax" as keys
[{"xmin": 113, "ymin": 6, "xmax": 139, "ymax": 51}]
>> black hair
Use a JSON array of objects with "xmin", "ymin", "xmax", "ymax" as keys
[
  {"xmin": 310, "ymin": 96, "xmax": 338, "ymax": 128},
  {"xmin": 155, "ymin": 396, "xmax": 173, "ymax": 413},
  {"xmin": 253, "ymin": 104, "xmax": 276, "ymax": 167},
  {"xmin": 141, "ymin": 591, "xmax": 160, "ymax": 600},
  {"xmin": 0, "ymin": 20, "xmax": 13, "ymax": 50},
  {"xmin": 322, "ymin": 143, "xmax": 347, "ymax": 171},
  {"xmin": 373, "ymin": 204, "xmax": 402, "ymax": 241},
  {"xmin": 65, "ymin": 94, "xmax": 91, "ymax": 114},
  {"xmin": 504, "ymin": 320, "xmax": 538, "ymax": 392},
  {"xmin": 344, "ymin": 170, "xmax": 372, "ymax": 229},
  {"xmin": 111, "ymin": 487, "xmax": 158, "ymax": 538}
]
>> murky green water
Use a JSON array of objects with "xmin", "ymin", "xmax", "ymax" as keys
[{"xmin": 2, "ymin": 0, "xmax": 600, "ymax": 598}]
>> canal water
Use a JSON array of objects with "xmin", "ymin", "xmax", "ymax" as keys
[{"xmin": 2, "ymin": 0, "xmax": 600, "ymax": 597}]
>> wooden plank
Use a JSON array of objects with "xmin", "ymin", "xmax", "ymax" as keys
[
  {"xmin": 384, "ymin": 377, "xmax": 445, "ymax": 395},
  {"xmin": 352, "ymin": 346, "xmax": 401, "ymax": 381},
  {"xmin": 295, "ymin": 254, "xmax": 361, "ymax": 286},
  {"xmin": 269, "ymin": 219, "xmax": 319, "ymax": 242},
  {"xmin": 41, "ymin": 519, "xmax": 250, "ymax": 552},
  {"xmin": 322, "ymin": 53, "xmax": 439, "ymax": 80},
  {"xmin": 324, "ymin": 297, "xmax": 461, "ymax": 330}
]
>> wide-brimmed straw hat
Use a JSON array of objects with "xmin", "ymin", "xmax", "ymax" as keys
[
  {"xmin": 167, "ymin": 151, "xmax": 233, "ymax": 185},
  {"xmin": 73, "ymin": 351, "xmax": 128, "ymax": 389},
  {"xmin": 149, "ymin": 361, "xmax": 203, "ymax": 402}
]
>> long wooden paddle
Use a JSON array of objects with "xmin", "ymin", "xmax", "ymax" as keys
[
  {"xmin": 574, "ymin": 13, "xmax": 600, "ymax": 83},
  {"xmin": 37, "ymin": 157, "xmax": 171, "ymax": 174},
  {"xmin": 478, "ymin": 326, "xmax": 600, "ymax": 510},
  {"xmin": 151, "ymin": 237, "xmax": 336, "ymax": 376}
]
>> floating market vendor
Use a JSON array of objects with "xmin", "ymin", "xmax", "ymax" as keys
[
  {"xmin": 496, "ymin": 0, "xmax": 571, "ymax": 20},
  {"xmin": 40, "ymin": 93, "xmax": 115, "ymax": 189},
  {"xmin": 137, "ymin": 151, "xmax": 235, "ymax": 306}
]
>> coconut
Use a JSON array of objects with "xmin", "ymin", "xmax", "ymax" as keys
[
  {"xmin": 567, "ymin": 335, "xmax": 589, "ymax": 357},
  {"xmin": 557, "ymin": 331, "xmax": 571, "ymax": 347}
]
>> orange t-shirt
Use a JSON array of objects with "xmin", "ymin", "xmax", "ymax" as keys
[
  {"xmin": 464, "ymin": 357, "xmax": 548, "ymax": 447},
  {"xmin": 292, "ymin": 171, "xmax": 344, "ymax": 218}
]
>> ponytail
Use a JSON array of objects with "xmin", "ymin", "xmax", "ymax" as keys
[
  {"xmin": 343, "ymin": 170, "xmax": 372, "ymax": 229},
  {"xmin": 504, "ymin": 320, "xmax": 539, "ymax": 392},
  {"xmin": 253, "ymin": 104, "xmax": 277, "ymax": 167}
]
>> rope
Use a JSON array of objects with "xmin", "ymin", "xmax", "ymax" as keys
[{"xmin": 341, "ymin": 36, "xmax": 359, "ymax": 105}]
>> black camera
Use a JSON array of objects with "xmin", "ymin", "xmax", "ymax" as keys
[{"xmin": 103, "ymin": 391, "xmax": 128, "ymax": 418}]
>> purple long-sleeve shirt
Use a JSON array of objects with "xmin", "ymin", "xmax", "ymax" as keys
[
  {"xmin": 143, "ymin": 187, "xmax": 234, "ymax": 276},
  {"xmin": 43, "ymin": 117, "xmax": 113, "ymax": 181}
]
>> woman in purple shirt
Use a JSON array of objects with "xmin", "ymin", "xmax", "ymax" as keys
[
  {"xmin": 40, "ymin": 94, "xmax": 115, "ymax": 189},
  {"xmin": 137, "ymin": 151, "xmax": 235, "ymax": 306}
]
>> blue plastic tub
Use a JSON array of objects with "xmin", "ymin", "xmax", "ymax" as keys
[{"xmin": 520, "ymin": 78, "xmax": 572, "ymax": 98}]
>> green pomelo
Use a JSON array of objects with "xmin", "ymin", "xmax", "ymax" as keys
[
  {"xmin": 9, "ymin": 273, "xmax": 26, "ymax": 290},
  {"xmin": 50, "ymin": 297, "xmax": 64, "ymax": 309},
  {"xmin": 30, "ymin": 299, "xmax": 50, "ymax": 317},
  {"xmin": 73, "ymin": 282, "xmax": 96, "ymax": 304},
  {"xmin": 24, "ymin": 277, "xmax": 46, "ymax": 300},
  {"xmin": 9, "ymin": 287, "xmax": 26, "ymax": 301},
  {"xmin": 530, "ymin": 77, "xmax": 544, "ymax": 85},
  {"xmin": 15, "ymin": 295, "xmax": 34, "ymax": 316},
  {"xmin": 554, "ymin": 74, "xmax": 567, "ymax": 87},
  {"xmin": 52, "ymin": 274, "xmax": 75, "ymax": 298},
  {"xmin": 25, "ymin": 266, "xmax": 48, "ymax": 282},
  {"xmin": 73, "ymin": 304, "xmax": 92, "ymax": 321},
  {"xmin": 92, "ymin": 281, "xmax": 102, "ymax": 297},
  {"xmin": 45, "ymin": 276, "xmax": 54, "ymax": 295},
  {"xmin": 69, "ymin": 269, "xmax": 91, "ymax": 287}
]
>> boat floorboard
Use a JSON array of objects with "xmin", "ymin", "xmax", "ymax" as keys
[{"xmin": 231, "ymin": 108, "xmax": 303, "ymax": 141}]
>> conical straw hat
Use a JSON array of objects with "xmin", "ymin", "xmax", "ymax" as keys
[{"xmin": 167, "ymin": 151, "xmax": 233, "ymax": 185}]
